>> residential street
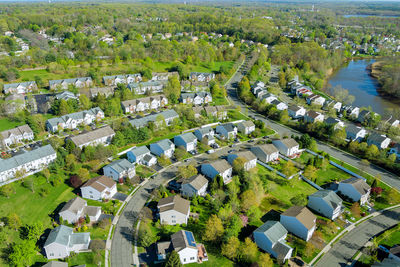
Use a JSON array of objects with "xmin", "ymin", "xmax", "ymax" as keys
[{"xmin": 315, "ymin": 207, "xmax": 400, "ymax": 267}]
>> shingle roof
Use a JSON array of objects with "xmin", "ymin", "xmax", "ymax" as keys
[
  {"xmin": 59, "ymin": 197, "xmax": 86, "ymax": 215},
  {"xmin": 288, "ymin": 105, "xmax": 302, "ymax": 112},
  {"xmin": 154, "ymin": 139, "xmax": 174, "ymax": 151},
  {"xmin": 325, "ymin": 117, "xmax": 341, "ymax": 125},
  {"xmin": 44, "ymin": 225, "xmax": 73, "ymax": 247},
  {"xmin": 182, "ymin": 174, "xmax": 208, "ymax": 191},
  {"xmin": 340, "ymin": 177, "xmax": 371, "ymax": 195},
  {"xmin": 234, "ymin": 151, "xmax": 257, "ymax": 162},
  {"xmin": 209, "ymin": 159, "xmax": 232, "ymax": 173},
  {"xmin": 278, "ymin": 138, "xmax": 299, "ymax": 149},
  {"xmin": 254, "ymin": 221, "xmax": 288, "ymax": 244},
  {"xmin": 0, "ymin": 124, "xmax": 33, "ymax": 139},
  {"xmin": 47, "ymin": 107, "xmax": 104, "ymax": 129},
  {"xmin": 69, "ymin": 232, "xmax": 90, "ymax": 246},
  {"xmin": 81, "ymin": 175, "xmax": 116, "ymax": 193},
  {"xmin": 129, "ymin": 146, "xmax": 150, "ymax": 157},
  {"xmin": 105, "ymin": 159, "xmax": 134, "ymax": 174},
  {"xmin": 219, "ymin": 123, "xmax": 236, "ymax": 132},
  {"xmin": 368, "ymin": 132, "xmax": 389, "ymax": 144},
  {"xmin": 306, "ymin": 110, "xmax": 322, "ymax": 119},
  {"xmin": 281, "ymin": 206, "xmax": 316, "ymax": 230},
  {"xmin": 157, "ymin": 195, "xmax": 190, "ymax": 215},
  {"xmin": 238, "ymin": 120, "xmax": 255, "ymax": 128},
  {"xmin": 256, "ymin": 144, "xmax": 279, "ymax": 155},
  {"xmin": 41, "ymin": 261, "xmax": 68, "ymax": 267},
  {"xmin": 129, "ymin": 109, "xmax": 178, "ymax": 128},
  {"xmin": 196, "ymin": 126, "xmax": 214, "ymax": 136},
  {"xmin": 3, "ymin": 81, "xmax": 36, "ymax": 90},
  {"xmin": 69, "ymin": 126, "xmax": 115, "ymax": 147},
  {"xmin": 346, "ymin": 124, "xmax": 364, "ymax": 135},
  {"xmin": 171, "ymin": 230, "xmax": 197, "ymax": 252},
  {"xmin": 309, "ymin": 190, "xmax": 342, "ymax": 210},
  {"xmin": 175, "ymin": 132, "xmax": 197, "ymax": 143},
  {"xmin": 49, "ymin": 77, "xmax": 92, "ymax": 86}
]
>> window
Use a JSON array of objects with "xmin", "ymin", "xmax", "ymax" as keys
[
  {"xmin": 184, "ymin": 258, "xmax": 186, "ymax": 262},
  {"xmin": 50, "ymin": 253, "xmax": 54, "ymax": 256},
  {"xmin": 172, "ymin": 220, "xmax": 176, "ymax": 223},
  {"xmin": 190, "ymin": 257, "xmax": 195, "ymax": 260},
  {"xmin": 171, "ymin": 215, "xmax": 176, "ymax": 218}
]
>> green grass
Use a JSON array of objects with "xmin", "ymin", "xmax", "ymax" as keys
[
  {"xmin": 136, "ymin": 165, "xmax": 156, "ymax": 178},
  {"xmin": 314, "ymin": 165, "xmax": 352, "ymax": 185},
  {"xmin": 18, "ymin": 69, "xmax": 70, "ymax": 83},
  {"xmin": 68, "ymin": 250, "xmax": 105, "ymax": 267},
  {"xmin": 227, "ymin": 109, "xmax": 250, "ymax": 121},
  {"xmin": 212, "ymin": 96, "xmax": 229, "ymax": 106},
  {"xmin": 0, "ymin": 118, "xmax": 26, "ymax": 131},
  {"xmin": 379, "ymin": 226, "xmax": 400, "ymax": 247}
]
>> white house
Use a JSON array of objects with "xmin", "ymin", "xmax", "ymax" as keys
[
  {"xmin": 272, "ymin": 138, "xmax": 300, "ymax": 157},
  {"xmin": 102, "ymin": 74, "xmax": 142, "ymax": 86},
  {"xmin": 250, "ymin": 144, "xmax": 279, "ymax": 163},
  {"xmin": 253, "ymin": 221, "xmax": 293, "ymax": 261},
  {"xmin": 323, "ymin": 100, "xmax": 342, "ymax": 112},
  {"xmin": 44, "ymin": 225, "xmax": 90, "ymax": 259},
  {"xmin": 150, "ymin": 139, "xmax": 175, "ymax": 158},
  {"xmin": 201, "ymin": 159, "xmax": 233, "ymax": 184},
  {"xmin": 306, "ymin": 94, "xmax": 326, "ymax": 106},
  {"xmin": 194, "ymin": 127, "xmax": 215, "ymax": 146},
  {"xmin": 236, "ymin": 121, "xmax": 256, "ymax": 135},
  {"xmin": 68, "ymin": 126, "xmax": 115, "ymax": 149},
  {"xmin": 280, "ymin": 206, "xmax": 316, "ymax": 241},
  {"xmin": 324, "ymin": 117, "xmax": 345, "ymax": 130},
  {"xmin": 158, "ymin": 195, "xmax": 190, "ymax": 225},
  {"xmin": 204, "ymin": 106, "xmax": 227, "ymax": 120},
  {"xmin": 261, "ymin": 93, "xmax": 278, "ymax": 104},
  {"xmin": 271, "ymin": 99, "xmax": 288, "ymax": 111},
  {"xmin": 288, "ymin": 105, "xmax": 306, "ymax": 119},
  {"xmin": 216, "ymin": 123, "xmax": 237, "ymax": 139},
  {"xmin": 338, "ymin": 177, "xmax": 371, "ymax": 205},
  {"xmin": 59, "ymin": 197, "xmax": 101, "ymax": 224},
  {"xmin": 367, "ymin": 133, "xmax": 391, "ymax": 149},
  {"xmin": 174, "ymin": 133, "xmax": 198, "ymax": 152},
  {"xmin": 49, "ymin": 77, "xmax": 93, "ymax": 90},
  {"xmin": 127, "ymin": 146, "xmax": 157, "ymax": 166},
  {"xmin": 307, "ymin": 190, "xmax": 343, "ymax": 220},
  {"xmin": 181, "ymin": 174, "xmax": 209, "ymax": 198},
  {"xmin": 227, "ymin": 150, "xmax": 257, "ymax": 171},
  {"xmin": 0, "ymin": 124, "xmax": 34, "ymax": 147},
  {"xmin": 128, "ymin": 81, "xmax": 164, "ymax": 95},
  {"xmin": 55, "ymin": 91, "xmax": 78, "ymax": 101},
  {"xmin": 3, "ymin": 81, "xmax": 37, "ymax": 94},
  {"xmin": 304, "ymin": 110, "xmax": 324, "ymax": 123},
  {"xmin": 180, "ymin": 92, "xmax": 212, "ymax": 105},
  {"xmin": 190, "ymin": 72, "xmax": 215, "ymax": 82},
  {"xmin": 345, "ymin": 125, "xmax": 367, "ymax": 142},
  {"xmin": 103, "ymin": 159, "xmax": 136, "ymax": 182},
  {"xmin": 121, "ymin": 95, "xmax": 168, "ymax": 114},
  {"xmin": 80, "ymin": 175, "xmax": 117, "ymax": 201}
]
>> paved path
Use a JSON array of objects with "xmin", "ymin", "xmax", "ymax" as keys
[{"xmin": 315, "ymin": 207, "xmax": 400, "ymax": 267}]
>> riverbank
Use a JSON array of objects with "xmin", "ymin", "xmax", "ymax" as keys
[{"xmin": 367, "ymin": 61, "xmax": 382, "ymax": 79}]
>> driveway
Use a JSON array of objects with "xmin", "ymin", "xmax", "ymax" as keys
[
  {"xmin": 315, "ymin": 207, "xmax": 400, "ymax": 267},
  {"xmin": 113, "ymin": 192, "xmax": 128, "ymax": 202}
]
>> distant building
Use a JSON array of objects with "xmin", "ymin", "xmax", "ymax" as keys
[
  {"xmin": 49, "ymin": 77, "xmax": 93, "ymax": 90},
  {"xmin": 0, "ymin": 124, "xmax": 34, "ymax": 147},
  {"xmin": 102, "ymin": 74, "xmax": 142, "ymax": 86},
  {"xmin": 189, "ymin": 72, "xmax": 215, "ymax": 83},
  {"xmin": 3, "ymin": 81, "xmax": 37, "ymax": 94},
  {"xmin": 68, "ymin": 126, "xmax": 115, "ymax": 149},
  {"xmin": 129, "ymin": 109, "xmax": 179, "ymax": 129}
]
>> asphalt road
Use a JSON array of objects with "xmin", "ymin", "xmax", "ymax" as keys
[{"xmin": 315, "ymin": 207, "xmax": 400, "ymax": 267}]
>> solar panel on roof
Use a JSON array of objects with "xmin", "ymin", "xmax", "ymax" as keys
[{"xmin": 184, "ymin": 231, "xmax": 196, "ymax": 247}]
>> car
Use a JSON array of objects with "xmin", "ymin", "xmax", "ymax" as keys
[
  {"xmin": 207, "ymin": 149, "xmax": 215, "ymax": 154},
  {"xmin": 189, "ymin": 150, "xmax": 197, "ymax": 155},
  {"xmin": 248, "ymin": 140, "xmax": 254, "ymax": 143}
]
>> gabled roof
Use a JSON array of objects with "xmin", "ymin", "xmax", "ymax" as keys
[
  {"xmin": 4, "ymin": 81, "xmax": 36, "ymax": 89},
  {"xmin": 129, "ymin": 146, "xmax": 150, "ymax": 157},
  {"xmin": 233, "ymin": 151, "xmax": 257, "ymax": 162},
  {"xmin": 207, "ymin": 159, "xmax": 232, "ymax": 173},
  {"xmin": 306, "ymin": 110, "xmax": 322, "ymax": 119},
  {"xmin": 69, "ymin": 126, "xmax": 115, "ymax": 147},
  {"xmin": 195, "ymin": 126, "xmax": 214, "ymax": 136},
  {"xmin": 325, "ymin": 117, "xmax": 341, "ymax": 125},
  {"xmin": 157, "ymin": 195, "xmax": 190, "ymax": 215},
  {"xmin": 288, "ymin": 105, "xmax": 303, "ymax": 112},
  {"xmin": 182, "ymin": 174, "xmax": 208, "ymax": 191},
  {"xmin": 81, "ymin": 175, "xmax": 116, "ymax": 192},
  {"xmin": 346, "ymin": 124, "xmax": 365, "ymax": 135},
  {"xmin": 275, "ymin": 138, "xmax": 299, "ymax": 149},
  {"xmin": 219, "ymin": 123, "xmax": 236, "ymax": 132},
  {"xmin": 154, "ymin": 139, "xmax": 174, "ymax": 151},
  {"xmin": 255, "ymin": 144, "xmax": 279, "ymax": 155},
  {"xmin": 0, "ymin": 124, "xmax": 33, "ymax": 139},
  {"xmin": 309, "ymin": 190, "xmax": 342, "ymax": 210},
  {"xmin": 44, "ymin": 225, "xmax": 73, "ymax": 247},
  {"xmin": 59, "ymin": 197, "xmax": 86, "ymax": 215},
  {"xmin": 340, "ymin": 177, "xmax": 371, "ymax": 195},
  {"xmin": 41, "ymin": 261, "xmax": 68, "ymax": 267},
  {"xmin": 281, "ymin": 206, "xmax": 316, "ymax": 230},
  {"xmin": 171, "ymin": 230, "xmax": 197, "ymax": 252},
  {"xmin": 368, "ymin": 132, "xmax": 390, "ymax": 144},
  {"xmin": 238, "ymin": 120, "xmax": 255, "ymax": 128},
  {"xmin": 175, "ymin": 132, "xmax": 197, "ymax": 143},
  {"xmin": 105, "ymin": 159, "xmax": 134, "ymax": 174},
  {"xmin": 254, "ymin": 221, "xmax": 288, "ymax": 244}
]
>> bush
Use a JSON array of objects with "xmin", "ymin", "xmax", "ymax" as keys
[
  {"xmin": 98, "ymin": 218, "xmax": 111, "ymax": 229},
  {"xmin": 39, "ymin": 187, "xmax": 49, "ymax": 197}
]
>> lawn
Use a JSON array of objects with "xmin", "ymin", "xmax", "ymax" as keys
[
  {"xmin": 0, "ymin": 117, "xmax": 26, "ymax": 131},
  {"xmin": 212, "ymin": 95, "xmax": 229, "ymax": 106},
  {"xmin": 314, "ymin": 164, "xmax": 352, "ymax": 186},
  {"xmin": 136, "ymin": 165, "xmax": 156, "ymax": 178},
  {"xmin": 379, "ymin": 225, "xmax": 400, "ymax": 247},
  {"xmin": 227, "ymin": 109, "xmax": 250, "ymax": 121}
]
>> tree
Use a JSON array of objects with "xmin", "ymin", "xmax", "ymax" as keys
[
  {"xmin": 158, "ymin": 155, "xmax": 172, "ymax": 167},
  {"xmin": 58, "ymin": 99, "xmax": 71, "ymax": 115},
  {"xmin": 239, "ymin": 237, "xmax": 258, "ymax": 264},
  {"xmin": 282, "ymin": 161, "xmax": 297, "ymax": 177},
  {"xmin": 331, "ymin": 128, "xmax": 346, "ymax": 145},
  {"xmin": 351, "ymin": 202, "xmax": 361, "ymax": 218},
  {"xmin": 79, "ymin": 94, "xmax": 91, "ymax": 110},
  {"xmin": 137, "ymin": 220, "xmax": 158, "ymax": 248},
  {"xmin": 70, "ymin": 175, "xmax": 83, "ymax": 188},
  {"xmin": 232, "ymin": 157, "xmax": 247, "ymax": 173},
  {"xmin": 304, "ymin": 165, "xmax": 317, "ymax": 180},
  {"xmin": 112, "ymin": 131, "xmax": 126, "ymax": 147},
  {"xmin": 24, "ymin": 221, "xmax": 44, "ymax": 241},
  {"xmin": 221, "ymin": 236, "xmax": 240, "ymax": 260},
  {"xmin": 279, "ymin": 110, "xmax": 290, "ymax": 124},
  {"xmin": 0, "ymin": 183, "xmax": 15, "ymax": 198},
  {"xmin": 77, "ymin": 167, "xmax": 90, "ymax": 182},
  {"xmin": 178, "ymin": 165, "xmax": 198, "ymax": 179},
  {"xmin": 165, "ymin": 250, "xmax": 182, "ymax": 267},
  {"xmin": 366, "ymin": 145, "xmax": 379, "ymax": 159},
  {"xmin": 240, "ymin": 190, "xmax": 257, "ymax": 212},
  {"xmin": 164, "ymin": 75, "xmax": 181, "ymax": 103},
  {"xmin": 258, "ymin": 253, "xmax": 274, "ymax": 267},
  {"xmin": 290, "ymin": 194, "xmax": 307, "ymax": 206},
  {"xmin": 384, "ymin": 188, "xmax": 400, "ymax": 204},
  {"xmin": 304, "ymin": 242, "xmax": 316, "ymax": 258},
  {"xmin": 203, "ymin": 215, "xmax": 224, "ymax": 242},
  {"xmin": 42, "ymin": 169, "xmax": 51, "ymax": 183},
  {"xmin": 174, "ymin": 147, "xmax": 187, "ymax": 161},
  {"xmin": 8, "ymin": 240, "xmax": 37, "ymax": 267},
  {"xmin": 7, "ymin": 213, "xmax": 21, "ymax": 231}
]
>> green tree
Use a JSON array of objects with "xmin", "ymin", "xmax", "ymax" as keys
[
  {"xmin": 138, "ymin": 220, "xmax": 158, "ymax": 248},
  {"xmin": 77, "ymin": 167, "xmax": 90, "ymax": 182},
  {"xmin": 258, "ymin": 253, "xmax": 274, "ymax": 267},
  {"xmin": 8, "ymin": 240, "xmax": 37, "ymax": 267},
  {"xmin": 178, "ymin": 165, "xmax": 198, "ymax": 179},
  {"xmin": 239, "ymin": 237, "xmax": 258, "ymax": 264},
  {"xmin": 203, "ymin": 215, "xmax": 224, "ymax": 243},
  {"xmin": 282, "ymin": 161, "xmax": 297, "ymax": 177},
  {"xmin": 24, "ymin": 222, "xmax": 44, "ymax": 241},
  {"xmin": 232, "ymin": 157, "xmax": 247, "ymax": 173},
  {"xmin": 7, "ymin": 213, "xmax": 21, "ymax": 231},
  {"xmin": 158, "ymin": 155, "xmax": 172, "ymax": 167},
  {"xmin": 221, "ymin": 236, "xmax": 240, "ymax": 260},
  {"xmin": 304, "ymin": 165, "xmax": 317, "ymax": 180},
  {"xmin": 164, "ymin": 75, "xmax": 181, "ymax": 104},
  {"xmin": 79, "ymin": 94, "xmax": 91, "ymax": 110},
  {"xmin": 240, "ymin": 190, "xmax": 257, "ymax": 212},
  {"xmin": 58, "ymin": 99, "xmax": 71, "ymax": 115},
  {"xmin": 165, "ymin": 250, "xmax": 182, "ymax": 267},
  {"xmin": 0, "ymin": 183, "xmax": 15, "ymax": 198}
]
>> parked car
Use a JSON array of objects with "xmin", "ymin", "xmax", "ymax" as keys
[{"xmin": 207, "ymin": 149, "xmax": 215, "ymax": 154}]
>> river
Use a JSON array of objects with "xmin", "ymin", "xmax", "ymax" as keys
[{"xmin": 326, "ymin": 59, "xmax": 400, "ymax": 115}]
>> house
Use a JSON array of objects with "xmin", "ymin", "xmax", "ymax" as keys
[
  {"xmin": 129, "ymin": 109, "xmax": 179, "ymax": 129},
  {"xmin": 150, "ymin": 139, "xmax": 175, "ymax": 158},
  {"xmin": 323, "ymin": 100, "xmax": 342, "ymax": 112},
  {"xmin": 306, "ymin": 94, "xmax": 326, "ymax": 106},
  {"xmin": 194, "ymin": 127, "xmax": 215, "ymax": 146},
  {"xmin": 292, "ymin": 85, "xmax": 312, "ymax": 96},
  {"xmin": 44, "ymin": 225, "xmax": 90, "ymax": 259},
  {"xmin": 253, "ymin": 221, "xmax": 293, "ymax": 261},
  {"xmin": 216, "ymin": 123, "xmax": 237, "ymax": 139},
  {"xmin": 272, "ymin": 138, "xmax": 300, "ymax": 157},
  {"xmin": 261, "ymin": 93, "xmax": 278, "ymax": 104},
  {"xmin": 227, "ymin": 151, "xmax": 257, "ymax": 171},
  {"xmin": 121, "ymin": 95, "xmax": 168, "ymax": 114},
  {"xmin": 250, "ymin": 144, "xmax": 279, "ymax": 163},
  {"xmin": 280, "ymin": 206, "xmax": 316, "ymax": 241},
  {"xmin": 382, "ymin": 116, "xmax": 400, "ymax": 128},
  {"xmin": 288, "ymin": 105, "xmax": 306, "ymax": 119},
  {"xmin": 89, "ymin": 87, "xmax": 115, "ymax": 98},
  {"xmin": 49, "ymin": 77, "xmax": 93, "ymax": 90},
  {"xmin": 204, "ymin": 106, "xmax": 227, "ymax": 120},
  {"xmin": 156, "ymin": 230, "xmax": 208, "ymax": 264},
  {"xmin": 41, "ymin": 262, "xmax": 68, "ymax": 267},
  {"xmin": 201, "ymin": 159, "xmax": 233, "ymax": 184},
  {"xmin": 46, "ymin": 107, "xmax": 104, "ymax": 133},
  {"xmin": 174, "ymin": 133, "xmax": 198, "ymax": 152},
  {"xmin": 389, "ymin": 144, "xmax": 400, "ymax": 160},
  {"xmin": 58, "ymin": 197, "xmax": 101, "ymax": 224},
  {"xmin": 127, "ymin": 146, "xmax": 157, "ymax": 166},
  {"xmin": 181, "ymin": 174, "xmax": 209, "ymax": 197},
  {"xmin": 68, "ymin": 126, "xmax": 115, "ymax": 149},
  {"xmin": 307, "ymin": 190, "xmax": 343, "ymax": 220},
  {"xmin": 102, "ymin": 74, "xmax": 142, "ymax": 86},
  {"xmin": 103, "ymin": 159, "xmax": 136, "ymax": 182},
  {"xmin": 271, "ymin": 99, "xmax": 288, "ymax": 111},
  {"xmin": 304, "ymin": 110, "xmax": 324, "ymax": 123},
  {"xmin": 357, "ymin": 110, "xmax": 371, "ymax": 123},
  {"xmin": 237, "ymin": 121, "xmax": 255, "ymax": 135},
  {"xmin": 80, "ymin": 175, "xmax": 117, "ymax": 201},
  {"xmin": 388, "ymin": 245, "xmax": 400, "ymax": 263},
  {"xmin": 55, "ymin": 91, "xmax": 78, "ymax": 101},
  {"xmin": 158, "ymin": 195, "xmax": 190, "ymax": 225},
  {"xmin": 345, "ymin": 125, "xmax": 367, "ymax": 142},
  {"xmin": 180, "ymin": 92, "xmax": 212, "ymax": 105},
  {"xmin": 367, "ymin": 132, "xmax": 391, "ymax": 149},
  {"xmin": 0, "ymin": 144, "xmax": 57, "ymax": 183},
  {"xmin": 190, "ymin": 72, "xmax": 215, "ymax": 83},
  {"xmin": 325, "ymin": 117, "xmax": 345, "ymax": 130},
  {"xmin": 344, "ymin": 106, "xmax": 360, "ymax": 118},
  {"xmin": 338, "ymin": 177, "xmax": 371, "ymax": 205},
  {"xmin": 128, "ymin": 81, "xmax": 164, "ymax": 95},
  {"xmin": 3, "ymin": 81, "xmax": 37, "ymax": 94},
  {"xmin": 151, "ymin": 72, "xmax": 179, "ymax": 81},
  {"xmin": 0, "ymin": 124, "xmax": 34, "ymax": 147}
]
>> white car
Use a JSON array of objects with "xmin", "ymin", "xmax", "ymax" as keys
[{"xmin": 207, "ymin": 149, "xmax": 215, "ymax": 154}]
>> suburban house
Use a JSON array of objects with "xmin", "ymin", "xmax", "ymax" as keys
[
  {"xmin": 46, "ymin": 107, "xmax": 104, "ymax": 133},
  {"xmin": 128, "ymin": 81, "xmax": 164, "ymax": 95},
  {"xmin": 55, "ymin": 91, "xmax": 78, "ymax": 101},
  {"xmin": 307, "ymin": 190, "xmax": 343, "ymax": 220},
  {"xmin": 156, "ymin": 230, "xmax": 208, "ymax": 264},
  {"xmin": 158, "ymin": 195, "xmax": 190, "ymax": 225},
  {"xmin": 323, "ymin": 100, "xmax": 342, "ymax": 112},
  {"xmin": 102, "ymin": 74, "xmax": 142, "ymax": 86},
  {"xmin": 193, "ymin": 106, "xmax": 203, "ymax": 118},
  {"xmin": 0, "ymin": 124, "xmax": 34, "ymax": 147},
  {"xmin": 367, "ymin": 132, "xmax": 391, "ymax": 149},
  {"xmin": 4, "ymin": 81, "xmax": 37, "ymax": 94},
  {"xmin": 150, "ymin": 139, "xmax": 176, "ymax": 158},
  {"xmin": 382, "ymin": 116, "xmax": 400, "ymax": 128},
  {"xmin": 201, "ymin": 159, "xmax": 233, "ymax": 184},
  {"xmin": 304, "ymin": 110, "xmax": 325, "ymax": 123},
  {"xmin": 129, "ymin": 109, "xmax": 179, "ymax": 129},
  {"xmin": 180, "ymin": 92, "xmax": 212, "ymax": 105},
  {"xmin": 0, "ymin": 144, "xmax": 57, "ymax": 183},
  {"xmin": 194, "ymin": 127, "xmax": 215, "ymax": 146},
  {"xmin": 272, "ymin": 138, "xmax": 300, "ymax": 157},
  {"xmin": 49, "ymin": 77, "xmax": 93, "ymax": 90},
  {"xmin": 227, "ymin": 151, "xmax": 257, "ymax": 171},
  {"xmin": 253, "ymin": 221, "xmax": 293, "ymax": 261},
  {"xmin": 151, "ymin": 72, "xmax": 179, "ymax": 81},
  {"xmin": 357, "ymin": 110, "xmax": 371, "ymax": 123},
  {"xmin": 389, "ymin": 144, "xmax": 400, "ymax": 160},
  {"xmin": 44, "ymin": 225, "xmax": 90, "ymax": 259},
  {"xmin": 190, "ymin": 72, "xmax": 215, "ymax": 82},
  {"xmin": 181, "ymin": 174, "xmax": 209, "ymax": 198},
  {"xmin": 237, "ymin": 121, "xmax": 256, "ymax": 135},
  {"xmin": 89, "ymin": 87, "xmax": 115, "ymax": 98},
  {"xmin": 388, "ymin": 245, "xmax": 400, "ymax": 263},
  {"xmin": 204, "ymin": 106, "xmax": 227, "ymax": 120},
  {"xmin": 80, "ymin": 175, "xmax": 117, "ymax": 201},
  {"xmin": 121, "ymin": 95, "xmax": 168, "ymax": 114},
  {"xmin": 288, "ymin": 105, "xmax": 306, "ymax": 119},
  {"xmin": 324, "ymin": 117, "xmax": 345, "ymax": 130},
  {"xmin": 58, "ymin": 197, "xmax": 101, "ymax": 224},
  {"xmin": 280, "ymin": 206, "xmax": 317, "ymax": 241},
  {"xmin": 174, "ymin": 133, "xmax": 198, "ymax": 152},
  {"xmin": 345, "ymin": 125, "xmax": 367, "ymax": 142},
  {"xmin": 103, "ymin": 159, "xmax": 136, "ymax": 181},
  {"xmin": 216, "ymin": 123, "xmax": 237, "ymax": 139},
  {"xmin": 127, "ymin": 146, "xmax": 157, "ymax": 166},
  {"xmin": 338, "ymin": 177, "xmax": 371, "ymax": 205},
  {"xmin": 261, "ymin": 93, "xmax": 278, "ymax": 104},
  {"xmin": 271, "ymin": 99, "xmax": 288, "ymax": 111},
  {"xmin": 306, "ymin": 94, "xmax": 326, "ymax": 106},
  {"xmin": 344, "ymin": 106, "xmax": 360, "ymax": 118},
  {"xmin": 68, "ymin": 126, "xmax": 115, "ymax": 149},
  {"xmin": 250, "ymin": 144, "xmax": 279, "ymax": 163}
]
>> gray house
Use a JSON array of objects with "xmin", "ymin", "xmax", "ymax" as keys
[
  {"xmin": 201, "ymin": 159, "xmax": 233, "ymax": 184},
  {"xmin": 150, "ymin": 139, "xmax": 175, "ymax": 158},
  {"xmin": 216, "ymin": 123, "xmax": 237, "ymax": 139},
  {"xmin": 253, "ymin": 221, "xmax": 293, "ymax": 261},
  {"xmin": 367, "ymin": 132, "xmax": 391, "ymax": 149},
  {"xmin": 174, "ymin": 133, "xmax": 197, "ymax": 152},
  {"xmin": 3, "ymin": 81, "xmax": 37, "ymax": 94},
  {"xmin": 227, "ymin": 150, "xmax": 257, "ymax": 171},
  {"xmin": 250, "ymin": 144, "xmax": 279, "ymax": 163},
  {"xmin": 307, "ymin": 190, "xmax": 342, "ymax": 220},
  {"xmin": 41, "ymin": 262, "xmax": 68, "ymax": 267},
  {"xmin": 49, "ymin": 77, "xmax": 93, "ymax": 90},
  {"xmin": 44, "ymin": 225, "xmax": 90, "ymax": 259},
  {"xmin": 127, "ymin": 146, "xmax": 157, "ymax": 166},
  {"xmin": 103, "ymin": 159, "xmax": 136, "ymax": 181},
  {"xmin": 158, "ymin": 195, "xmax": 190, "ymax": 225},
  {"xmin": 58, "ymin": 197, "xmax": 101, "ymax": 224},
  {"xmin": 280, "ymin": 206, "xmax": 316, "ymax": 241},
  {"xmin": 129, "ymin": 109, "xmax": 179, "ymax": 129},
  {"xmin": 180, "ymin": 174, "xmax": 209, "ymax": 198},
  {"xmin": 194, "ymin": 127, "xmax": 215, "ymax": 146},
  {"xmin": 345, "ymin": 125, "xmax": 367, "ymax": 142}
]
